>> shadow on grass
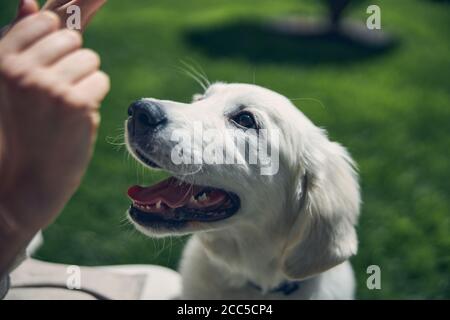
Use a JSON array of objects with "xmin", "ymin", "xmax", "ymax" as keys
[{"xmin": 185, "ymin": 20, "xmax": 397, "ymax": 66}]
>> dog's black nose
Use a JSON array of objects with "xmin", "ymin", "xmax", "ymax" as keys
[{"xmin": 128, "ymin": 100, "xmax": 167, "ymax": 135}]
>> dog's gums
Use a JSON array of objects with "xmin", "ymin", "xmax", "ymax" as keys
[{"xmin": 128, "ymin": 177, "xmax": 240, "ymax": 229}]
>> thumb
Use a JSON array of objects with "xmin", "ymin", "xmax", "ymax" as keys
[
  {"xmin": 15, "ymin": 0, "xmax": 40, "ymax": 21},
  {"xmin": 0, "ymin": 0, "xmax": 40, "ymax": 38}
]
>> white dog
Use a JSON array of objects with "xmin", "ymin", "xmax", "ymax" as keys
[{"xmin": 125, "ymin": 83, "xmax": 360, "ymax": 299}]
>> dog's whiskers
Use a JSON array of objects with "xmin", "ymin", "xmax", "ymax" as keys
[
  {"xmin": 182, "ymin": 59, "xmax": 211, "ymax": 87},
  {"xmin": 176, "ymin": 60, "xmax": 211, "ymax": 91},
  {"xmin": 178, "ymin": 67, "xmax": 207, "ymax": 91},
  {"xmin": 106, "ymin": 127, "xmax": 126, "ymax": 151}
]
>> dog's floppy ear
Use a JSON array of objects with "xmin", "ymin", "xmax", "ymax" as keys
[{"xmin": 281, "ymin": 136, "xmax": 360, "ymax": 280}]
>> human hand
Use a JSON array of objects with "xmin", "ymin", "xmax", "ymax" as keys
[
  {"xmin": 0, "ymin": 12, "xmax": 109, "ymax": 235},
  {"xmin": 1, "ymin": 0, "xmax": 107, "ymax": 36}
]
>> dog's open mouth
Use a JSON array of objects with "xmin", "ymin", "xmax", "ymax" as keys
[{"xmin": 128, "ymin": 177, "xmax": 240, "ymax": 228}]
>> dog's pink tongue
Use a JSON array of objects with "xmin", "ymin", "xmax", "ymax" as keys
[{"xmin": 127, "ymin": 177, "xmax": 203, "ymax": 208}]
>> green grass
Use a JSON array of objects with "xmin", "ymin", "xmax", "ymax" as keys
[{"xmin": 1, "ymin": 0, "xmax": 449, "ymax": 299}]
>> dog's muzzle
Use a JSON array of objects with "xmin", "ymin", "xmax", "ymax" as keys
[{"xmin": 127, "ymin": 99, "xmax": 167, "ymax": 137}]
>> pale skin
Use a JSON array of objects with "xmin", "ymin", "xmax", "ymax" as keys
[{"xmin": 0, "ymin": 0, "xmax": 109, "ymax": 276}]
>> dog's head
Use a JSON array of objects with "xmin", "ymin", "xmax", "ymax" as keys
[{"xmin": 125, "ymin": 83, "xmax": 360, "ymax": 279}]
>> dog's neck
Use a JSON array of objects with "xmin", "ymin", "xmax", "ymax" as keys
[
  {"xmin": 195, "ymin": 175, "xmax": 305, "ymax": 292},
  {"xmin": 197, "ymin": 219, "xmax": 290, "ymax": 291}
]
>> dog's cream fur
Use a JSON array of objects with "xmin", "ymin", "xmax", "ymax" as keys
[{"xmin": 126, "ymin": 83, "xmax": 360, "ymax": 299}]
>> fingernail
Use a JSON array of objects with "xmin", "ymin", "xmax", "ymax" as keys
[
  {"xmin": 16, "ymin": 0, "xmax": 26, "ymax": 19},
  {"xmin": 17, "ymin": 0, "xmax": 35, "ymax": 17}
]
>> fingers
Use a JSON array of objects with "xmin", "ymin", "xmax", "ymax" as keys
[
  {"xmin": 14, "ymin": 0, "xmax": 40, "ymax": 22},
  {"xmin": 77, "ymin": 0, "xmax": 108, "ymax": 22},
  {"xmin": 50, "ymin": 49, "xmax": 100, "ymax": 84},
  {"xmin": 71, "ymin": 71, "xmax": 110, "ymax": 109},
  {"xmin": 0, "ymin": 3, "xmax": 110, "ymax": 110},
  {"xmin": 0, "ymin": 11, "xmax": 60, "ymax": 55},
  {"xmin": 42, "ymin": 0, "xmax": 74, "ymax": 10},
  {"xmin": 21, "ymin": 29, "xmax": 82, "ymax": 67},
  {"xmin": 44, "ymin": 0, "xmax": 107, "ymax": 15},
  {"xmin": 79, "ymin": 0, "xmax": 107, "ymax": 32},
  {"xmin": 0, "ymin": 0, "xmax": 40, "ymax": 39},
  {"xmin": 43, "ymin": 0, "xmax": 107, "ymax": 32}
]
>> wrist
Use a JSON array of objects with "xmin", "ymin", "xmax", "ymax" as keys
[
  {"xmin": 0, "ymin": 200, "xmax": 37, "ymax": 244},
  {"xmin": 0, "ymin": 176, "xmax": 53, "ymax": 234},
  {"xmin": 0, "ymin": 193, "xmax": 40, "ymax": 243},
  {"xmin": 0, "ymin": 202, "xmax": 34, "ymax": 276},
  {"xmin": 0, "ymin": 202, "xmax": 24, "ymax": 239}
]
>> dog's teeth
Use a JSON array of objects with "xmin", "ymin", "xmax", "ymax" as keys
[
  {"xmin": 198, "ymin": 193, "xmax": 208, "ymax": 202},
  {"xmin": 190, "ymin": 196, "xmax": 197, "ymax": 203},
  {"xmin": 156, "ymin": 200, "xmax": 161, "ymax": 209}
]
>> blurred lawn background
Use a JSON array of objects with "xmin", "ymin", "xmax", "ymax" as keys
[{"xmin": 1, "ymin": 0, "xmax": 449, "ymax": 299}]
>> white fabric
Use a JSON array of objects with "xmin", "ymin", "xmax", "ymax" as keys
[
  {"xmin": 5, "ymin": 259, "xmax": 181, "ymax": 300},
  {"xmin": 99, "ymin": 265, "xmax": 181, "ymax": 300}
]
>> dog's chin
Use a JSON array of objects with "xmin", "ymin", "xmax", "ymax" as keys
[
  {"xmin": 127, "ymin": 207, "xmax": 238, "ymax": 237},
  {"xmin": 125, "ymin": 141, "xmax": 241, "ymax": 236}
]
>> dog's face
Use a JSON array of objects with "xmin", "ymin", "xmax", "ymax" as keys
[
  {"xmin": 125, "ymin": 82, "xmax": 360, "ymax": 279},
  {"xmin": 125, "ymin": 83, "xmax": 306, "ymax": 235}
]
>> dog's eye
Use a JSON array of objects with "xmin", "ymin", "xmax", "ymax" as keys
[{"xmin": 231, "ymin": 112, "xmax": 257, "ymax": 130}]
